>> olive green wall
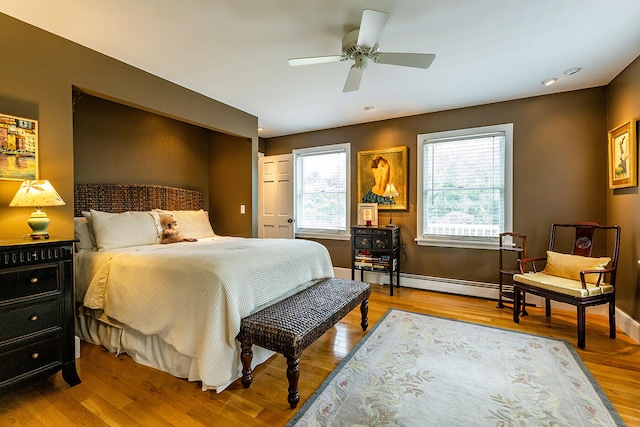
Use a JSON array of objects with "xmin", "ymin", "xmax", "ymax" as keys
[
  {"xmin": 72, "ymin": 93, "xmax": 255, "ymax": 237},
  {"xmin": 0, "ymin": 13, "xmax": 258, "ymax": 239},
  {"xmin": 73, "ymin": 93, "xmax": 211, "ymax": 200},
  {"xmin": 606, "ymin": 55, "xmax": 640, "ymax": 318},
  {"xmin": 265, "ymin": 88, "xmax": 608, "ymax": 286},
  {"xmin": 209, "ymin": 133, "xmax": 254, "ymax": 237}
]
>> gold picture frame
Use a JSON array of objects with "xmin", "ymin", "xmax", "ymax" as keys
[
  {"xmin": 357, "ymin": 146, "xmax": 408, "ymax": 210},
  {"xmin": 608, "ymin": 119, "xmax": 637, "ymax": 189},
  {"xmin": 0, "ymin": 112, "xmax": 39, "ymax": 180},
  {"xmin": 357, "ymin": 203, "xmax": 378, "ymax": 226}
]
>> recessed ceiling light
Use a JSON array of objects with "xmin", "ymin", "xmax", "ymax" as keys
[
  {"xmin": 563, "ymin": 67, "xmax": 582, "ymax": 76},
  {"xmin": 364, "ymin": 106, "xmax": 375, "ymax": 111},
  {"xmin": 542, "ymin": 78, "xmax": 558, "ymax": 86},
  {"xmin": 258, "ymin": 127, "xmax": 263, "ymax": 131}
]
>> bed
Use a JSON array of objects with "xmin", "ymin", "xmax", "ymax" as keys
[{"xmin": 73, "ymin": 184, "xmax": 334, "ymax": 392}]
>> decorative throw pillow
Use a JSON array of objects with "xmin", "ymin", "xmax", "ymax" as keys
[
  {"xmin": 89, "ymin": 209, "xmax": 162, "ymax": 251},
  {"xmin": 154, "ymin": 209, "xmax": 215, "ymax": 239},
  {"xmin": 74, "ymin": 217, "xmax": 94, "ymax": 250},
  {"xmin": 542, "ymin": 251, "xmax": 611, "ymax": 284},
  {"xmin": 81, "ymin": 211, "xmax": 97, "ymax": 248}
]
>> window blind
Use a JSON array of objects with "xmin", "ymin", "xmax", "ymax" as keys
[
  {"xmin": 423, "ymin": 133, "xmax": 505, "ymax": 238},
  {"xmin": 295, "ymin": 149, "xmax": 347, "ymax": 231}
]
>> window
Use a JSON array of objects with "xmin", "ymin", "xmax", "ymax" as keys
[
  {"xmin": 293, "ymin": 143, "xmax": 350, "ymax": 240},
  {"xmin": 416, "ymin": 124, "xmax": 513, "ymax": 249}
]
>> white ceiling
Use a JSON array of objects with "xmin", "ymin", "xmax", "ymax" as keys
[{"xmin": 2, "ymin": 0, "xmax": 640, "ymax": 138}]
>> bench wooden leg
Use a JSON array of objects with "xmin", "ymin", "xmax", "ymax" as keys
[
  {"xmin": 577, "ymin": 306, "xmax": 586, "ymax": 349},
  {"xmin": 240, "ymin": 337, "xmax": 253, "ymax": 388},
  {"xmin": 360, "ymin": 299, "xmax": 369, "ymax": 331},
  {"xmin": 286, "ymin": 356, "xmax": 300, "ymax": 409},
  {"xmin": 609, "ymin": 301, "xmax": 616, "ymax": 339}
]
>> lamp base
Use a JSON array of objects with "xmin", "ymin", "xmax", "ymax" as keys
[
  {"xmin": 27, "ymin": 210, "xmax": 51, "ymax": 240},
  {"xmin": 29, "ymin": 232, "xmax": 50, "ymax": 240}
]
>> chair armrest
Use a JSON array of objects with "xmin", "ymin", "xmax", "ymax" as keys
[
  {"xmin": 579, "ymin": 268, "xmax": 615, "ymax": 288},
  {"xmin": 518, "ymin": 257, "xmax": 546, "ymax": 274}
]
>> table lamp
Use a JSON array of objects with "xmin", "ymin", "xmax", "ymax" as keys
[
  {"xmin": 9, "ymin": 180, "xmax": 66, "ymax": 239},
  {"xmin": 382, "ymin": 183, "xmax": 399, "ymax": 227}
]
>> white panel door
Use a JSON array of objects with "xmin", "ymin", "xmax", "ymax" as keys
[{"xmin": 258, "ymin": 154, "xmax": 294, "ymax": 238}]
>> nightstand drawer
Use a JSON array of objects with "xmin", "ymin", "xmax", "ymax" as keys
[
  {"xmin": 0, "ymin": 265, "xmax": 59, "ymax": 302},
  {"xmin": 354, "ymin": 227, "xmax": 387, "ymax": 236},
  {"xmin": 0, "ymin": 335, "xmax": 61, "ymax": 384},
  {"xmin": 0, "ymin": 300, "xmax": 60, "ymax": 343},
  {"xmin": 354, "ymin": 236, "xmax": 372, "ymax": 249},
  {"xmin": 372, "ymin": 238, "xmax": 389, "ymax": 249}
]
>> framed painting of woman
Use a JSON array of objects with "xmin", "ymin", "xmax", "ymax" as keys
[{"xmin": 357, "ymin": 146, "xmax": 408, "ymax": 210}]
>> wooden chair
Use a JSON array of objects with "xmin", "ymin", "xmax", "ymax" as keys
[{"xmin": 512, "ymin": 222, "xmax": 621, "ymax": 349}]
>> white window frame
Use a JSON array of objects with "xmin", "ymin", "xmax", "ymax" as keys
[
  {"xmin": 293, "ymin": 143, "xmax": 351, "ymax": 240},
  {"xmin": 416, "ymin": 124, "xmax": 513, "ymax": 249}
]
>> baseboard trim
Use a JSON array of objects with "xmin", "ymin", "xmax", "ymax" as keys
[
  {"xmin": 617, "ymin": 309, "xmax": 640, "ymax": 345},
  {"xmin": 333, "ymin": 267, "xmax": 640, "ymax": 345}
]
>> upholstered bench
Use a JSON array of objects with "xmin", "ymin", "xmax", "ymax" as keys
[{"xmin": 236, "ymin": 278, "xmax": 371, "ymax": 408}]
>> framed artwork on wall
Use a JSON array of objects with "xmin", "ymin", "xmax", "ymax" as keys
[
  {"xmin": 0, "ymin": 112, "xmax": 38, "ymax": 180},
  {"xmin": 357, "ymin": 203, "xmax": 378, "ymax": 226},
  {"xmin": 608, "ymin": 119, "xmax": 637, "ymax": 189},
  {"xmin": 357, "ymin": 146, "xmax": 408, "ymax": 210}
]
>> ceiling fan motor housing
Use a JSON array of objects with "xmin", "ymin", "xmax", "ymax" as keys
[{"xmin": 343, "ymin": 30, "xmax": 378, "ymax": 57}]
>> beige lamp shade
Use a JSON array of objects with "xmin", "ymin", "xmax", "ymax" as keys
[
  {"xmin": 382, "ymin": 183, "xmax": 399, "ymax": 227},
  {"xmin": 9, "ymin": 180, "xmax": 65, "ymax": 239},
  {"xmin": 9, "ymin": 180, "xmax": 66, "ymax": 208},
  {"xmin": 382, "ymin": 183, "xmax": 399, "ymax": 198}
]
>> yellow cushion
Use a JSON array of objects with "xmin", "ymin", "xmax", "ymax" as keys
[
  {"xmin": 513, "ymin": 272, "xmax": 613, "ymax": 298},
  {"xmin": 542, "ymin": 251, "xmax": 610, "ymax": 284}
]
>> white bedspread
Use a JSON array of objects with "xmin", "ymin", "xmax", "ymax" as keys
[{"xmin": 77, "ymin": 237, "xmax": 334, "ymax": 390}]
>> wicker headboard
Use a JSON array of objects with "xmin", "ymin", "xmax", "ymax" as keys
[{"xmin": 74, "ymin": 184, "xmax": 205, "ymax": 217}]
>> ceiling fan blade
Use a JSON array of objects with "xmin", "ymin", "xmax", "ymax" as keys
[
  {"xmin": 288, "ymin": 55, "xmax": 345, "ymax": 67},
  {"xmin": 343, "ymin": 65, "xmax": 363, "ymax": 92},
  {"xmin": 356, "ymin": 9, "xmax": 389, "ymax": 50},
  {"xmin": 375, "ymin": 52, "xmax": 436, "ymax": 69}
]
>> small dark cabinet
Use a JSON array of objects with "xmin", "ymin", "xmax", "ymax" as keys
[
  {"xmin": 351, "ymin": 226, "xmax": 400, "ymax": 296},
  {"xmin": 497, "ymin": 232, "xmax": 526, "ymax": 311},
  {"xmin": 0, "ymin": 238, "xmax": 80, "ymax": 393}
]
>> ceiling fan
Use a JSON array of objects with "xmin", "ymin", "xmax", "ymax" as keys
[{"xmin": 288, "ymin": 9, "xmax": 436, "ymax": 93}]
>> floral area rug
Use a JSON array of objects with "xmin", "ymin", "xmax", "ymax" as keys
[{"xmin": 287, "ymin": 309, "xmax": 624, "ymax": 426}]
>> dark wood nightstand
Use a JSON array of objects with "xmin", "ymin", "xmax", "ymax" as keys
[
  {"xmin": 351, "ymin": 225, "xmax": 401, "ymax": 296},
  {"xmin": 0, "ymin": 238, "xmax": 80, "ymax": 393}
]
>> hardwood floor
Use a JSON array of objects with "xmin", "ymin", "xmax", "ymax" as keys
[{"xmin": 2, "ymin": 284, "xmax": 639, "ymax": 426}]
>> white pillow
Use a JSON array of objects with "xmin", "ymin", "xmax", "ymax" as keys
[
  {"xmin": 154, "ymin": 209, "xmax": 215, "ymax": 239},
  {"xmin": 81, "ymin": 211, "xmax": 97, "ymax": 248},
  {"xmin": 89, "ymin": 209, "xmax": 162, "ymax": 251},
  {"xmin": 74, "ymin": 217, "xmax": 94, "ymax": 250}
]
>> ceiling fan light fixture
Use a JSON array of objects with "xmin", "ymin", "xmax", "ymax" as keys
[
  {"xmin": 542, "ymin": 78, "xmax": 558, "ymax": 86},
  {"xmin": 354, "ymin": 55, "xmax": 368, "ymax": 70}
]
